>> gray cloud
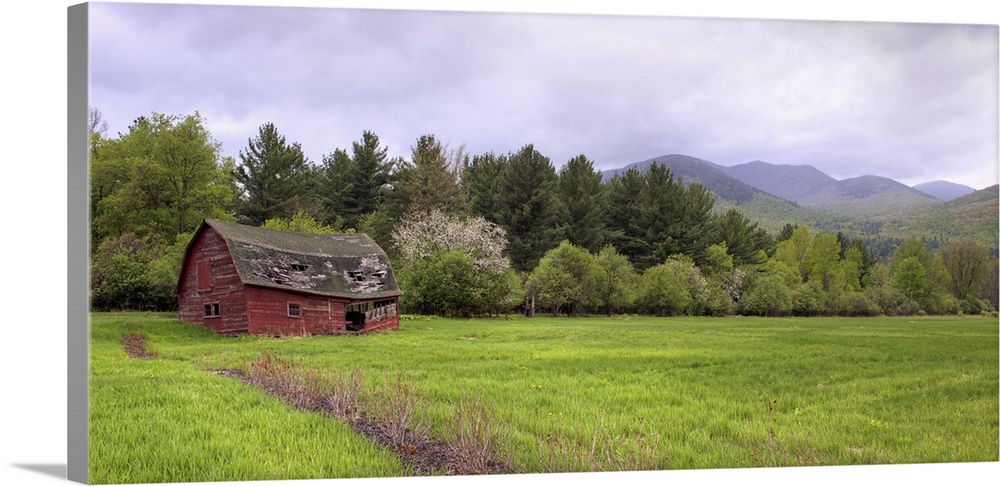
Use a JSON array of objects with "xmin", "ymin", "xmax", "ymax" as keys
[{"xmin": 89, "ymin": 3, "xmax": 998, "ymax": 189}]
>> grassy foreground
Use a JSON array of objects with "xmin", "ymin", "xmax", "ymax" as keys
[{"xmin": 89, "ymin": 312, "xmax": 999, "ymax": 483}]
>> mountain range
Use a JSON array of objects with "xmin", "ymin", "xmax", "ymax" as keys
[
  {"xmin": 912, "ymin": 180, "xmax": 977, "ymax": 201},
  {"xmin": 600, "ymin": 154, "xmax": 997, "ymax": 252}
]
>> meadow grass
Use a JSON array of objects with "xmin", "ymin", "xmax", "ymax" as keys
[
  {"xmin": 88, "ymin": 313, "xmax": 410, "ymax": 484},
  {"xmin": 89, "ymin": 312, "xmax": 999, "ymax": 482}
]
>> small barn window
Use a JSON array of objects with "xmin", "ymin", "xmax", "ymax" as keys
[
  {"xmin": 204, "ymin": 303, "xmax": 220, "ymax": 318},
  {"xmin": 291, "ymin": 263, "xmax": 308, "ymax": 272},
  {"xmin": 287, "ymin": 303, "xmax": 301, "ymax": 318}
]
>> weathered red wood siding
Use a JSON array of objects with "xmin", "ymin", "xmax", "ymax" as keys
[
  {"xmin": 243, "ymin": 289, "xmax": 399, "ymax": 335},
  {"xmin": 177, "ymin": 227, "xmax": 249, "ymax": 334},
  {"xmin": 353, "ymin": 298, "xmax": 400, "ymax": 333},
  {"xmin": 245, "ymin": 287, "xmax": 349, "ymax": 335}
]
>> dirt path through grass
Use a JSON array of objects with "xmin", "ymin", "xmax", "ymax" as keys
[
  {"xmin": 122, "ymin": 333, "xmax": 156, "ymax": 359},
  {"xmin": 210, "ymin": 363, "xmax": 509, "ymax": 476}
]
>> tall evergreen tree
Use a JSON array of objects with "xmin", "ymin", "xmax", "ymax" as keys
[
  {"xmin": 495, "ymin": 144, "xmax": 566, "ymax": 272},
  {"xmin": 345, "ymin": 130, "xmax": 396, "ymax": 226},
  {"xmin": 678, "ymin": 182, "xmax": 716, "ymax": 265},
  {"xmin": 558, "ymin": 155, "xmax": 606, "ymax": 253},
  {"xmin": 316, "ymin": 130, "xmax": 398, "ymax": 229},
  {"xmin": 635, "ymin": 163, "xmax": 685, "ymax": 269},
  {"xmin": 464, "ymin": 152, "xmax": 508, "ymax": 223},
  {"xmin": 399, "ymin": 134, "xmax": 464, "ymax": 216},
  {"xmin": 604, "ymin": 167, "xmax": 649, "ymax": 267},
  {"xmin": 317, "ymin": 148, "xmax": 356, "ymax": 230},
  {"xmin": 233, "ymin": 122, "xmax": 316, "ymax": 225},
  {"xmin": 709, "ymin": 209, "xmax": 772, "ymax": 266}
]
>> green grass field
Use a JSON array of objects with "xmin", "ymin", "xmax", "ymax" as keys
[{"xmin": 89, "ymin": 312, "xmax": 999, "ymax": 483}]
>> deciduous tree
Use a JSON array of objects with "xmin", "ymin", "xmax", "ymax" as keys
[
  {"xmin": 939, "ymin": 240, "xmax": 990, "ymax": 300},
  {"xmin": 91, "ymin": 112, "xmax": 237, "ymax": 245},
  {"xmin": 527, "ymin": 241, "xmax": 603, "ymax": 316},
  {"xmin": 594, "ymin": 245, "xmax": 639, "ymax": 315}
]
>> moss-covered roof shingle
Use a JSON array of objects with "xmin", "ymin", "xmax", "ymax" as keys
[{"xmin": 204, "ymin": 219, "xmax": 401, "ymax": 300}]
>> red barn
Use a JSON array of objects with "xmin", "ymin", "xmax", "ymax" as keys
[{"xmin": 177, "ymin": 219, "xmax": 402, "ymax": 335}]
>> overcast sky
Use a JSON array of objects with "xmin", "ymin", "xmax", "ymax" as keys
[{"xmin": 88, "ymin": 1, "xmax": 999, "ymax": 189}]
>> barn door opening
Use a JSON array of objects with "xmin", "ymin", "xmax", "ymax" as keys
[{"xmin": 345, "ymin": 303, "xmax": 366, "ymax": 332}]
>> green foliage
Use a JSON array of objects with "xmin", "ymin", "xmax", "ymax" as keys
[
  {"xmin": 773, "ymin": 225, "xmax": 812, "ymax": 281},
  {"xmin": 938, "ymin": 240, "xmax": 990, "ymax": 300},
  {"xmin": 463, "ymin": 152, "xmax": 508, "ymax": 223},
  {"xmin": 603, "ymin": 167, "xmax": 649, "ymax": 267},
  {"xmin": 398, "ymin": 249, "xmax": 479, "ymax": 317},
  {"xmin": 88, "ymin": 110, "xmax": 996, "ymax": 318},
  {"xmin": 739, "ymin": 264, "xmax": 793, "ymax": 317},
  {"xmin": 316, "ymin": 148, "xmax": 356, "ymax": 226},
  {"xmin": 398, "ymin": 135, "xmax": 466, "ymax": 215},
  {"xmin": 317, "ymin": 131, "xmax": 398, "ymax": 229},
  {"xmin": 558, "ymin": 155, "xmax": 607, "ymax": 253},
  {"xmin": 604, "ymin": 163, "xmax": 716, "ymax": 270},
  {"xmin": 90, "ymin": 234, "xmax": 175, "ymax": 311},
  {"xmin": 495, "ymin": 145, "xmax": 566, "ymax": 272},
  {"xmin": 709, "ymin": 209, "xmax": 773, "ymax": 266},
  {"xmin": 346, "ymin": 131, "xmax": 397, "ymax": 224},
  {"xmin": 260, "ymin": 210, "xmax": 344, "ymax": 234},
  {"xmin": 804, "ymin": 232, "xmax": 842, "ymax": 291},
  {"xmin": 527, "ymin": 241, "xmax": 604, "ymax": 316},
  {"xmin": 146, "ymin": 232, "xmax": 194, "ymax": 302},
  {"xmin": 703, "ymin": 242, "xmax": 735, "ymax": 276},
  {"xmin": 792, "ymin": 281, "xmax": 826, "ymax": 317},
  {"xmin": 893, "ymin": 257, "xmax": 927, "ymax": 303},
  {"xmin": 593, "ymin": 246, "xmax": 639, "ymax": 315},
  {"xmin": 356, "ymin": 207, "xmax": 400, "ymax": 261},
  {"xmin": 233, "ymin": 122, "xmax": 318, "ymax": 225},
  {"xmin": 90, "ymin": 112, "xmax": 237, "ymax": 245},
  {"xmin": 398, "ymin": 249, "xmax": 519, "ymax": 317},
  {"xmin": 637, "ymin": 258, "xmax": 698, "ymax": 316}
]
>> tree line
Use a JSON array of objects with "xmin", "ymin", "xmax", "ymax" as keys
[{"xmin": 88, "ymin": 109, "xmax": 998, "ymax": 316}]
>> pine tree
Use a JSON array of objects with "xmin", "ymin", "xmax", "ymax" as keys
[
  {"xmin": 558, "ymin": 155, "xmax": 606, "ymax": 253},
  {"xmin": 495, "ymin": 144, "xmax": 566, "ymax": 272},
  {"xmin": 604, "ymin": 167, "xmax": 649, "ymax": 267},
  {"xmin": 233, "ymin": 122, "xmax": 316, "ymax": 225},
  {"xmin": 316, "ymin": 130, "xmax": 397, "ymax": 229},
  {"xmin": 710, "ymin": 209, "xmax": 772, "ymax": 266},
  {"xmin": 317, "ymin": 148, "xmax": 355, "ymax": 230},
  {"xmin": 345, "ymin": 130, "xmax": 395, "ymax": 226},
  {"xmin": 463, "ymin": 152, "xmax": 508, "ymax": 223},
  {"xmin": 400, "ymin": 134, "xmax": 464, "ymax": 216}
]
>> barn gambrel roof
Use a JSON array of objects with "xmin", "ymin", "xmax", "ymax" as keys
[{"xmin": 182, "ymin": 219, "xmax": 402, "ymax": 300}]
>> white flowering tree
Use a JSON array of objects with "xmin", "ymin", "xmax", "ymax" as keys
[
  {"xmin": 392, "ymin": 209, "xmax": 510, "ymax": 273},
  {"xmin": 392, "ymin": 209, "xmax": 521, "ymax": 316}
]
